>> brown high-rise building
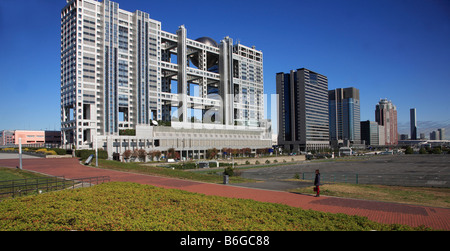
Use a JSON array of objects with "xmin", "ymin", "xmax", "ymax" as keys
[{"xmin": 375, "ymin": 99, "xmax": 398, "ymax": 145}]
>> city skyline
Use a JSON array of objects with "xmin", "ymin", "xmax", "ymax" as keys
[{"xmin": 1, "ymin": 0, "xmax": 449, "ymax": 139}]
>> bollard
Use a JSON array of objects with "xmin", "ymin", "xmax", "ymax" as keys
[{"xmin": 223, "ymin": 175, "xmax": 229, "ymax": 185}]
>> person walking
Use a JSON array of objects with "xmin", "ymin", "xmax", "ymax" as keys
[{"xmin": 314, "ymin": 169, "xmax": 320, "ymax": 197}]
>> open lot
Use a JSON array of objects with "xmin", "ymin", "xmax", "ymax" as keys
[{"xmin": 235, "ymin": 155, "xmax": 450, "ymax": 190}]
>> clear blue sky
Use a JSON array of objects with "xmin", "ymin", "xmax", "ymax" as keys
[{"xmin": 0, "ymin": 0, "xmax": 449, "ymax": 138}]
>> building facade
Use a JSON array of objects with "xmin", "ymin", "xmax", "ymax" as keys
[
  {"xmin": 329, "ymin": 87, "xmax": 360, "ymax": 143},
  {"xmin": 375, "ymin": 99, "xmax": 398, "ymax": 145},
  {"xmin": 276, "ymin": 68, "xmax": 329, "ymax": 152},
  {"xmin": 60, "ymin": 0, "xmax": 270, "ymax": 157}
]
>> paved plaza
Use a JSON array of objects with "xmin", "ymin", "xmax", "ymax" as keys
[{"xmin": 237, "ymin": 154, "xmax": 450, "ymax": 190}]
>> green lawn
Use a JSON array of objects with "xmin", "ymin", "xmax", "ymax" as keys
[
  {"xmin": 0, "ymin": 182, "xmax": 431, "ymax": 231},
  {"xmin": 288, "ymin": 182, "xmax": 450, "ymax": 208},
  {"xmin": 0, "ymin": 167, "xmax": 49, "ymax": 181}
]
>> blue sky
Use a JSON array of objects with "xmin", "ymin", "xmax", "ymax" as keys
[{"xmin": 0, "ymin": 0, "xmax": 449, "ymax": 138}]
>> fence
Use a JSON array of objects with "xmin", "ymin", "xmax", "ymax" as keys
[
  {"xmin": 301, "ymin": 172, "xmax": 450, "ymax": 187},
  {"xmin": 0, "ymin": 176, "xmax": 110, "ymax": 200}
]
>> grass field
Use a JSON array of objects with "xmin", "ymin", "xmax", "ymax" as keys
[
  {"xmin": 0, "ymin": 167, "xmax": 49, "ymax": 181},
  {"xmin": 0, "ymin": 182, "xmax": 431, "ymax": 231}
]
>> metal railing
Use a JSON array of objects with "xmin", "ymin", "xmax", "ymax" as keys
[
  {"xmin": 300, "ymin": 172, "xmax": 450, "ymax": 187},
  {"xmin": 0, "ymin": 176, "xmax": 110, "ymax": 200}
]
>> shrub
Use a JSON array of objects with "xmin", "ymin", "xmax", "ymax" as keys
[
  {"xmin": 223, "ymin": 167, "xmax": 234, "ymax": 176},
  {"xmin": 76, "ymin": 149, "xmax": 108, "ymax": 160},
  {"xmin": 255, "ymin": 160, "xmax": 260, "ymax": 165},
  {"xmin": 123, "ymin": 150, "xmax": 132, "ymax": 159},
  {"xmin": 45, "ymin": 150, "xmax": 57, "ymax": 155},
  {"xmin": 265, "ymin": 160, "xmax": 270, "ymax": 164},
  {"xmin": 245, "ymin": 160, "xmax": 250, "ymax": 165},
  {"xmin": 36, "ymin": 148, "xmax": 47, "ymax": 153},
  {"xmin": 48, "ymin": 148, "xmax": 67, "ymax": 155}
]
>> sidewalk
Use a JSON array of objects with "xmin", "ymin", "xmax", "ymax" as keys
[{"xmin": 0, "ymin": 157, "xmax": 449, "ymax": 230}]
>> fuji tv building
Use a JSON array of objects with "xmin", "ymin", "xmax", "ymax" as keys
[{"xmin": 60, "ymin": 0, "xmax": 272, "ymax": 159}]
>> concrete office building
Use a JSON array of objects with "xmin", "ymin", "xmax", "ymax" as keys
[
  {"xmin": 329, "ymin": 87, "xmax": 360, "ymax": 144},
  {"xmin": 410, "ymin": 108, "xmax": 417, "ymax": 140},
  {"xmin": 60, "ymin": 0, "xmax": 271, "ymax": 158},
  {"xmin": 276, "ymin": 68, "xmax": 329, "ymax": 152},
  {"xmin": 375, "ymin": 99, "xmax": 398, "ymax": 145}
]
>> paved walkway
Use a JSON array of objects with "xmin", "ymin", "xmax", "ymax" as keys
[{"xmin": 1, "ymin": 157, "xmax": 449, "ymax": 230}]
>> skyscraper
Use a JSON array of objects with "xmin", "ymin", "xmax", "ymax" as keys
[
  {"xmin": 410, "ymin": 108, "xmax": 417, "ymax": 140},
  {"xmin": 60, "ymin": 0, "xmax": 271, "ymax": 157},
  {"xmin": 375, "ymin": 99, "xmax": 398, "ymax": 145},
  {"xmin": 276, "ymin": 68, "xmax": 329, "ymax": 152},
  {"xmin": 438, "ymin": 128, "xmax": 445, "ymax": 140},
  {"xmin": 329, "ymin": 87, "xmax": 360, "ymax": 143}
]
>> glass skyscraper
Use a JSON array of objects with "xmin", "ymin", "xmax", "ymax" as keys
[{"xmin": 328, "ymin": 87, "xmax": 360, "ymax": 143}]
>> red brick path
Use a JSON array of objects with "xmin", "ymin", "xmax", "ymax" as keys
[{"xmin": 1, "ymin": 157, "xmax": 449, "ymax": 230}]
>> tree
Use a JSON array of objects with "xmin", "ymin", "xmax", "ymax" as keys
[
  {"xmin": 167, "ymin": 148, "xmax": 176, "ymax": 159},
  {"xmin": 138, "ymin": 149, "xmax": 147, "ymax": 161},
  {"xmin": 419, "ymin": 148, "xmax": 427, "ymax": 154},
  {"xmin": 206, "ymin": 148, "xmax": 219, "ymax": 159},
  {"xmin": 405, "ymin": 146, "xmax": 414, "ymax": 154},
  {"xmin": 123, "ymin": 150, "xmax": 132, "ymax": 161}
]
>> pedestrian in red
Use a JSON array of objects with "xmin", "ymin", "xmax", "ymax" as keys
[{"xmin": 314, "ymin": 169, "xmax": 320, "ymax": 197}]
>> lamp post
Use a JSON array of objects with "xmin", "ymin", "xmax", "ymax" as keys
[{"xmin": 19, "ymin": 138, "xmax": 22, "ymax": 170}]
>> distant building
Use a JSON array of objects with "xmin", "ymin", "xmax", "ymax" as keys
[
  {"xmin": 329, "ymin": 87, "xmax": 360, "ymax": 143},
  {"xmin": 419, "ymin": 133, "xmax": 426, "ymax": 139},
  {"xmin": 375, "ymin": 99, "xmax": 398, "ymax": 145},
  {"xmin": 438, "ymin": 128, "xmax": 445, "ymax": 140},
  {"xmin": 410, "ymin": 108, "xmax": 417, "ymax": 140},
  {"xmin": 400, "ymin": 134, "xmax": 409, "ymax": 140},
  {"xmin": 0, "ymin": 130, "xmax": 61, "ymax": 146},
  {"xmin": 0, "ymin": 130, "xmax": 15, "ymax": 146},
  {"xmin": 360, "ymin": 120, "xmax": 379, "ymax": 146},
  {"xmin": 277, "ymin": 68, "xmax": 329, "ymax": 152},
  {"xmin": 430, "ymin": 131, "xmax": 439, "ymax": 140}
]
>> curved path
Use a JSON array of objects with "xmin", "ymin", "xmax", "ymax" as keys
[{"xmin": 1, "ymin": 157, "xmax": 449, "ymax": 230}]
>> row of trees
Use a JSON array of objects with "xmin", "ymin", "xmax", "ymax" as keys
[
  {"xmin": 404, "ymin": 146, "xmax": 450, "ymax": 154},
  {"xmin": 119, "ymin": 147, "xmax": 277, "ymax": 162}
]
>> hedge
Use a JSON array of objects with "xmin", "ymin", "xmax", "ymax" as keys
[{"xmin": 75, "ymin": 149, "xmax": 108, "ymax": 160}]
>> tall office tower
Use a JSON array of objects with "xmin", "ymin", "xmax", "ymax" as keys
[
  {"xmin": 410, "ymin": 108, "xmax": 417, "ymax": 140},
  {"xmin": 375, "ymin": 99, "xmax": 398, "ymax": 145},
  {"xmin": 276, "ymin": 68, "xmax": 329, "ymax": 152},
  {"xmin": 438, "ymin": 128, "xmax": 445, "ymax": 140},
  {"xmin": 60, "ymin": 0, "xmax": 270, "ymax": 156},
  {"xmin": 328, "ymin": 87, "xmax": 360, "ymax": 143}
]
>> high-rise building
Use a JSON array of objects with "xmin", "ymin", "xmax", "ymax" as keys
[
  {"xmin": 375, "ymin": 99, "xmax": 398, "ymax": 145},
  {"xmin": 438, "ymin": 128, "xmax": 445, "ymax": 140},
  {"xmin": 60, "ymin": 0, "xmax": 271, "ymax": 157},
  {"xmin": 410, "ymin": 108, "xmax": 417, "ymax": 140},
  {"xmin": 329, "ymin": 87, "xmax": 360, "ymax": 143},
  {"xmin": 276, "ymin": 68, "xmax": 329, "ymax": 152}
]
